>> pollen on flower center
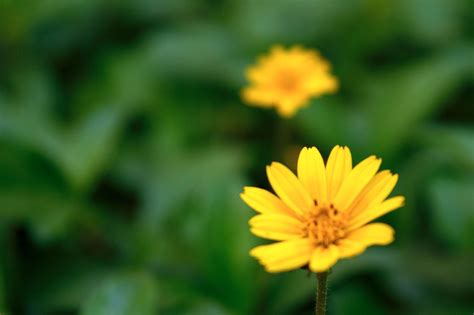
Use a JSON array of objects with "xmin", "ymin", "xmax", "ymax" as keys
[{"xmin": 304, "ymin": 203, "xmax": 347, "ymax": 247}]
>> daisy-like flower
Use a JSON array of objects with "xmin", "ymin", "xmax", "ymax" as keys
[
  {"xmin": 241, "ymin": 45, "xmax": 338, "ymax": 117},
  {"xmin": 241, "ymin": 146, "xmax": 404, "ymax": 273}
]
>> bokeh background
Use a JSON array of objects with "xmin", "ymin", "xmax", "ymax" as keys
[{"xmin": 0, "ymin": 1, "xmax": 473, "ymax": 314}]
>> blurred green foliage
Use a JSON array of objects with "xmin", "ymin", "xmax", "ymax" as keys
[{"xmin": 0, "ymin": 0, "xmax": 473, "ymax": 314}]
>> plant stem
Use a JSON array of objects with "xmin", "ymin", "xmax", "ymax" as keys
[
  {"xmin": 315, "ymin": 271, "xmax": 329, "ymax": 315},
  {"xmin": 273, "ymin": 116, "xmax": 291, "ymax": 160}
]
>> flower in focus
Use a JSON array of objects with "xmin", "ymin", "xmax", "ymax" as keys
[
  {"xmin": 241, "ymin": 45, "xmax": 338, "ymax": 117},
  {"xmin": 241, "ymin": 146, "xmax": 404, "ymax": 273}
]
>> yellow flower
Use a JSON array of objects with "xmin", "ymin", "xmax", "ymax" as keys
[
  {"xmin": 241, "ymin": 146, "xmax": 404, "ymax": 273},
  {"xmin": 241, "ymin": 45, "xmax": 338, "ymax": 117}
]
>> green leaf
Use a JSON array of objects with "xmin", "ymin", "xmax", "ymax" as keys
[
  {"xmin": 365, "ymin": 46, "xmax": 473, "ymax": 156},
  {"xmin": 332, "ymin": 284, "xmax": 388, "ymax": 315},
  {"xmin": 429, "ymin": 177, "xmax": 474, "ymax": 249},
  {"xmin": 396, "ymin": 125, "xmax": 473, "ymax": 242},
  {"xmin": 0, "ymin": 103, "xmax": 126, "ymax": 191},
  {"xmin": 81, "ymin": 273, "xmax": 157, "ymax": 315},
  {"xmin": 180, "ymin": 300, "xmax": 235, "ymax": 315},
  {"xmin": 122, "ymin": 145, "xmax": 258, "ymax": 313},
  {"xmin": 61, "ymin": 106, "xmax": 126, "ymax": 190},
  {"xmin": 24, "ymin": 258, "xmax": 110, "ymax": 312},
  {"xmin": 0, "ymin": 188, "xmax": 80, "ymax": 243},
  {"xmin": 418, "ymin": 125, "xmax": 474, "ymax": 170},
  {"xmin": 232, "ymin": 0, "xmax": 358, "ymax": 45},
  {"xmin": 296, "ymin": 98, "xmax": 367, "ymax": 153},
  {"xmin": 396, "ymin": 0, "xmax": 466, "ymax": 45}
]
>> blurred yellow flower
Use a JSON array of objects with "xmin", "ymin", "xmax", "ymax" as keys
[
  {"xmin": 241, "ymin": 45, "xmax": 338, "ymax": 117},
  {"xmin": 241, "ymin": 146, "xmax": 404, "ymax": 273}
]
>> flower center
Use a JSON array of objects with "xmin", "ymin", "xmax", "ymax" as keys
[
  {"xmin": 304, "ymin": 204, "xmax": 347, "ymax": 247},
  {"xmin": 276, "ymin": 70, "xmax": 299, "ymax": 92}
]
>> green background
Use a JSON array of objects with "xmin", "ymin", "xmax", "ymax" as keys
[{"xmin": 0, "ymin": 0, "xmax": 473, "ymax": 314}]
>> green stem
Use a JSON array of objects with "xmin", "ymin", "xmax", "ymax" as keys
[
  {"xmin": 315, "ymin": 271, "xmax": 329, "ymax": 315},
  {"xmin": 273, "ymin": 117, "xmax": 291, "ymax": 160}
]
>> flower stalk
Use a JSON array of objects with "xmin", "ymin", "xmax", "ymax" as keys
[{"xmin": 315, "ymin": 271, "xmax": 328, "ymax": 315}]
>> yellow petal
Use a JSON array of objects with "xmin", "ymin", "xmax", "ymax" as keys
[
  {"xmin": 266, "ymin": 162, "xmax": 313, "ymax": 215},
  {"xmin": 346, "ymin": 170, "xmax": 393, "ymax": 217},
  {"xmin": 277, "ymin": 102, "xmax": 299, "ymax": 117},
  {"xmin": 241, "ymin": 87, "xmax": 274, "ymax": 107},
  {"xmin": 326, "ymin": 146, "xmax": 352, "ymax": 202},
  {"xmin": 345, "ymin": 223, "xmax": 394, "ymax": 246},
  {"xmin": 368, "ymin": 173, "xmax": 399, "ymax": 206},
  {"xmin": 240, "ymin": 187, "xmax": 297, "ymax": 217},
  {"xmin": 297, "ymin": 147, "xmax": 328, "ymax": 204},
  {"xmin": 347, "ymin": 196, "xmax": 405, "ymax": 231},
  {"xmin": 336, "ymin": 239, "xmax": 365, "ymax": 259},
  {"xmin": 309, "ymin": 245, "xmax": 339, "ymax": 272},
  {"xmin": 249, "ymin": 214, "xmax": 304, "ymax": 241},
  {"xmin": 344, "ymin": 147, "xmax": 352, "ymax": 172},
  {"xmin": 250, "ymin": 229, "xmax": 302, "ymax": 242},
  {"xmin": 250, "ymin": 238, "xmax": 313, "ymax": 273},
  {"xmin": 333, "ymin": 156, "xmax": 381, "ymax": 211},
  {"xmin": 338, "ymin": 223, "xmax": 395, "ymax": 260}
]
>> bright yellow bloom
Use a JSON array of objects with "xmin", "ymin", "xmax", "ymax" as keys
[
  {"xmin": 241, "ymin": 146, "xmax": 404, "ymax": 273},
  {"xmin": 241, "ymin": 45, "xmax": 338, "ymax": 117}
]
